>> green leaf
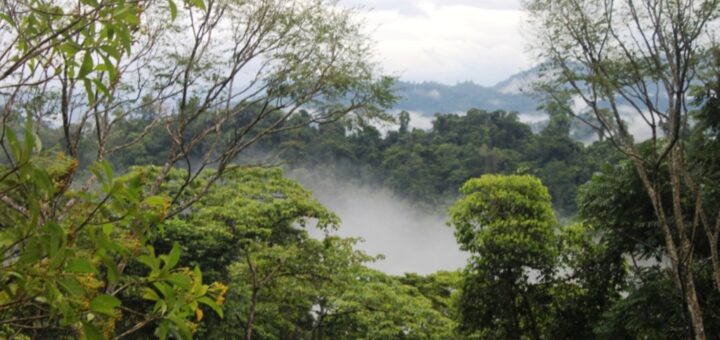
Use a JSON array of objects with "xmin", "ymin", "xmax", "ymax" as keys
[
  {"xmin": 101, "ymin": 161, "xmax": 113, "ymax": 183},
  {"xmin": 169, "ymin": 316, "xmax": 193, "ymax": 339},
  {"xmin": 5, "ymin": 126, "xmax": 20, "ymax": 160},
  {"xmin": 59, "ymin": 42, "xmax": 80, "ymax": 57},
  {"xmin": 97, "ymin": 232, "xmax": 126, "ymax": 255},
  {"xmin": 90, "ymin": 294, "xmax": 121, "ymax": 316},
  {"xmin": 153, "ymin": 282, "xmax": 176, "ymax": 303},
  {"xmin": 155, "ymin": 320, "xmax": 170, "ymax": 339},
  {"xmin": 165, "ymin": 242, "xmax": 181, "ymax": 269},
  {"xmin": 165, "ymin": 273, "xmax": 191, "ymax": 289},
  {"xmin": 168, "ymin": 0, "xmax": 177, "ymax": 20},
  {"xmin": 0, "ymin": 13, "xmax": 15, "ymax": 26},
  {"xmin": 99, "ymin": 44, "xmax": 121, "ymax": 61},
  {"xmin": 103, "ymin": 257, "xmax": 119, "ymax": 283},
  {"xmin": 23, "ymin": 115, "xmax": 34, "ymax": 155},
  {"xmin": 93, "ymin": 78, "xmax": 111, "ymax": 100},
  {"xmin": 84, "ymin": 78, "xmax": 95, "ymax": 105},
  {"xmin": 45, "ymin": 222, "xmax": 64, "ymax": 257},
  {"xmin": 82, "ymin": 321, "xmax": 105, "ymax": 340},
  {"xmin": 137, "ymin": 255, "xmax": 159, "ymax": 271},
  {"xmin": 116, "ymin": 27, "xmax": 132, "ymax": 53},
  {"xmin": 114, "ymin": 6, "xmax": 139, "ymax": 25},
  {"xmin": 142, "ymin": 287, "xmax": 160, "ymax": 301},
  {"xmin": 67, "ymin": 259, "xmax": 97, "ymax": 274},
  {"xmin": 190, "ymin": 0, "xmax": 206, "ymax": 11},
  {"xmin": 78, "ymin": 52, "xmax": 94, "ymax": 79},
  {"xmin": 58, "ymin": 278, "xmax": 85, "ymax": 297},
  {"xmin": 198, "ymin": 296, "xmax": 224, "ymax": 318},
  {"xmin": 49, "ymin": 248, "xmax": 68, "ymax": 270}
]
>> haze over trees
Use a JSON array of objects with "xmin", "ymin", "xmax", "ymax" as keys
[{"xmin": 1, "ymin": 0, "xmax": 720, "ymax": 339}]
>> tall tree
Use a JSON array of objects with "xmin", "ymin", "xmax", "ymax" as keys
[
  {"xmin": 449, "ymin": 174, "xmax": 557, "ymax": 339},
  {"xmin": 526, "ymin": 1, "xmax": 720, "ymax": 337},
  {"xmin": 0, "ymin": 0, "xmax": 392, "ymax": 337}
]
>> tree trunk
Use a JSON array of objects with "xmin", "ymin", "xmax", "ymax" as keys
[
  {"xmin": 669, "ymin": 149, "xmax": 706, "ymax": 340},
  {"xmin": 710, "ymin": 232, "xmax": 720, "ymax": 291},
  {"xmin": 680, "ymin": 167, "xmax": 720, "ymax": 292},
  {"xmin": 522, "ymin": 290, "xmax": 541, "ymax": 340},
  {"xmin": 630, "ymin": 154, "xmax": 707, "ymax": 340},
  {"xmin": 245, "ymin": 287, "xmax": 258, "ymax": 340}
]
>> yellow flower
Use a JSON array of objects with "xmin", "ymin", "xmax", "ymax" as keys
[{"xmin": 209, "ymin": 282, "xmax": 229, "ymax": 305}]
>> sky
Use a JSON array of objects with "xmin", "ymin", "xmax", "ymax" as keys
[{"xmin": 341, "ymin": 0, "xmax": 533, "ymax": 86}]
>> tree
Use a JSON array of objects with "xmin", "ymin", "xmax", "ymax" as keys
[
  {"xmin": 577, "ymin": 152, "xmax": 720, "ymax": 338},
  {"xmin": 2, "ymin": 0, "xmax": 394, "ymax": 216},
  {"xmin": 0, "ymin": 122, "xmax": 224, "ymax": 339},
  {"xmin": 154, "ymin": 167, "xmax": 456, "ymax": 339},
  {"xmin": 0, "ymin": 0, "xmax": 392, "ymax": 337},
  {"xmin": 449, "ymin": 174, "xmax": 558, "ymax": 339},
  {"xmin": 526, "ymin": 1, "xmax": 720, "ymax": 337},
  {"xmin": 399, "ymin": 110, "xmax": 411, "ymax": 134},
  {"xmin": 549, "ymin": 223, "xmax": 627, "ymax": 339}
]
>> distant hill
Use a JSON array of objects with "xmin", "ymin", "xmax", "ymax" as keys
[
  {"xmin": 390, "ymin": 68, "xmax": 604, "ymax": 142},
  {"xmin": 392, "ymin": 68, "xmax": 542, "ymax": 116}
]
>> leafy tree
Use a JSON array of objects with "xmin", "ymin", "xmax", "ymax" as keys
[
  {"xmin": 548, "ymin": 223, "xmax": 626, "ymax": 339},
  {"xmin": 0, "ymin": 123, "xmax": 224, "ymax": 339},
  {"xmin": 449, "ymin": 175, "xmax": 558, "ymax": 339},
  {"xmin": 400, "ymin": 271, "xmax": 463, "ymax": 324},
  {"xmin": 526, "ymin": 1, "xmax": 720, "ymax": 336},
  {"xmin": 317, "ymin": 268, "xmax": 456, "ymax": 340},
  {"xmin": 154, "ymin": 167, "xmax": 456, "ymax": 339},
  {"xmin": 0, "ymin": 0, "xmax": 392, "ymax": 337},
  {"xmin": 577, "ymin": 152, "xmax": 720, "ymax": 338}
]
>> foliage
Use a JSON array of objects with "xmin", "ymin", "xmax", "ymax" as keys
[
  {"xmin": 449, "ymin": 174, "xmax": 558, "ymax": 339},
  {"xmin": 526, "ymin": 0, "xmax": 720, "ymax": 337},
  {"xmin": 547, "ymin": 223, "xmax": 626, "ymax": 339},
  {"xmin": 242, "ymin": 108, "xmax": 618, "ymax": 215},
  {"xmin": 577, "ymin": 152, "xmax": 720, "ymax": 338},
  {"xmin": 0, "ymin": 122, "xmax": 224, "ymax": 339},
  {"xmin": 450, "ymin": 174, "xmax": 557, "ymax": 268},
  {"xmin": 154, "ymin": 166, "xmax": 456, "ymax": 339},
  {"xmin": 0, "ymin": 0, "xmax": 393, "ymax": 337}
]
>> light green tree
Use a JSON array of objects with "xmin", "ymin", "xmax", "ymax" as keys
[
  {"xmin": 0, "ymin": 0, "xmax": 392, "ymax": 337},
  {"xmin": 155, "ymin": 167, "xmax": 456, "ymax": 339},
  {"xmin": 449, "ymin": 174, "xmax": 557, "ymax": 339}
]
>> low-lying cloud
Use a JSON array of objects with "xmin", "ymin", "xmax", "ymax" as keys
[{"xmin": 290, "ymin": 169, "xmax": 468, "ymax": 275}]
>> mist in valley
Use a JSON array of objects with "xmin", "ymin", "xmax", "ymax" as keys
[{"xmin": 289, "ymin": 169, "xmax": 468, "ymax": 275}]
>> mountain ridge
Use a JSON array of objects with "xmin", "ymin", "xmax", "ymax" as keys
[{"xmin": 392, "ymin": 68, "xmax": 542, "ymax": 116}]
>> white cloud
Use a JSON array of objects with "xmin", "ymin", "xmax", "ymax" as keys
[
  {"xmin": 342, "ymin": 0, "xmax": 532, "ymax": 85},
  {"xmin": 294, "ymin": 171, "xmax": 468, "ymax": 275},
  {"xmin": 425, "ymin": 89, "xmax": 441, "ymax": 99}
]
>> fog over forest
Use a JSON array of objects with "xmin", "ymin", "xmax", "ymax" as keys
[
  {"xmin": 290, "ymin": 170, "xmax": 468, "ymax": 275},
  {"xmin": 3, "ymin": 0, "xmax": 720, "ymax": 338}
]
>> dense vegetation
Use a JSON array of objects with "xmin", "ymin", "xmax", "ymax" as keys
[
  {"xmin": 256, "ymin": 108, "xmax": 620, "ymax": 216},
  {"xmin": 1, "ymin": 0, "xmax": 720, "ymax": 339},
  {"xmin": 83, "ymin": 106, "xmax": 619, "ymax": 216}
]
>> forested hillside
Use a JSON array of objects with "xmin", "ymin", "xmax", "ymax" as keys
[
  {"xmin": 81, "ymin": 106, "xmax": 619, "ymax": 216},
  {"xmin": 2, "ymin": 0, "xmax": 720, "ymax": 339},
  {"xmin": 258, "ymin": 109, "xmax": 620, "ymax": 216},
  {"xmin": 392, "ymin": 79, "xmax": 539, "ymax": 115}
]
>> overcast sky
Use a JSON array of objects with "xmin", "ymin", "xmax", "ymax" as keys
[{"xmin": 341, "ymin": 0, "xmax": 533, "ymax": 86}]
